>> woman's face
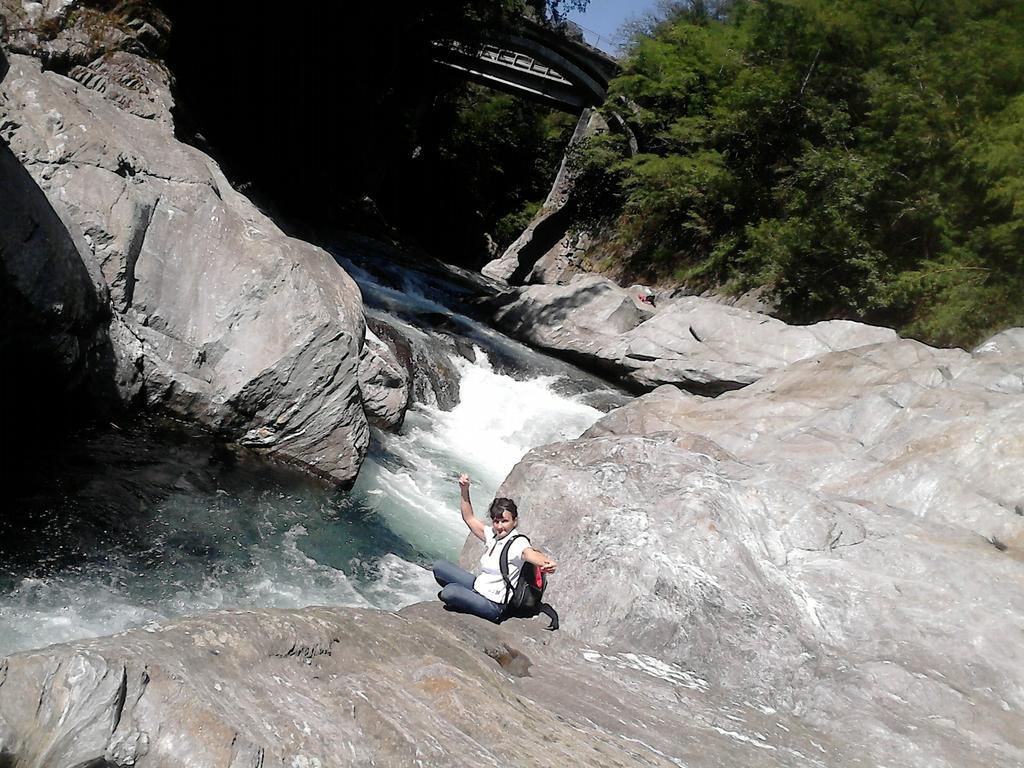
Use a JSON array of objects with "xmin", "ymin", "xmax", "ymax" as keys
[{"xmin": 491, "ymin": 511, "xmax": 517, "ymax": 539}]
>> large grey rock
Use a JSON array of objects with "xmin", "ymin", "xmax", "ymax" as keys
[
  {"xmin": 973, "ymin": 326, "xmax": 1024, "ymax": 357},
  {"xmin": 491, "ymin": 276, "xmax": 898, "ymax": 393},
  {"xmin": 0, "ymin": 134, "xmax": 113, "ymax": 395},
  {"xmin": 1, "ymin": 54, "xmax": 369, "ymax": 483},
  {"xmin": 587, "ymin": 335, "xmax": 1024, "ymax": 541},
  {"xmin": 483, "ymin": 330, "xmax": 1024, "ymax": 767},
  {"xmin": 0, "ymin": 604, "xmax": 901, "ymax": 768}
]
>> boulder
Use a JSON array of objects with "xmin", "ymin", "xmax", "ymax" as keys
[
  {"xmin": 974, "ymin": 326, "xmax": 1024, "ymax": 357},
  {"xmin": 0, "ymin": 135, "xmax": 113, "ymax": 399},
  {"xmin": 482, "ymin": 330, "xmax": 1024, "ymax": 766},
  {"xmin": 4, "ymin": 602, "xmax": 958, "ymax": 768},
  {"xmin": 1, "ymin": 54, "xmax": 369, "ymax": 483},
  {"xmin": 491, "ymin": 276, "xmax": 898, "ymax": 394},
  {"xmin": 586, "ymin": 335, "xmax": 1024, "ymax": 541},
  {"xmin": 524, "ymin": 229, "xmax": 589, "ymax": 285},
  {"xmin": 357, "ymin": 326, "xmax": 410, "ymax": 430}
]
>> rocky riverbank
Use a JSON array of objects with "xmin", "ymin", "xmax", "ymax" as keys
[
  {"xmin": 486, "ymin": 273, "xmax": 900, "ymax": 394},
  {"xmin": 2, "ymin": 328, "xmax": 1020, "ymax": 767},
  {"xmin": 2, "ymin": 3, "xmax": 1022, "ymax": 766},
  {"xmin": 0, "ymin": 604, "xmax": 847, "ymax": 767}
]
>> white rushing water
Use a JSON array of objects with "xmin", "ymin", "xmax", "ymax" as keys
[
  {"xmin": 355, "ymin": 349, "xmax": 603, "ymax": 557},
  {"xmin": 0, "ymin": 346, "xmax": 604, "ymax": 655}
]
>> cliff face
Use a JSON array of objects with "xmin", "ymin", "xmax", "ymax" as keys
[{"xmin": 0, "ymin": 3, "xmax": 370, "ymax": 483}]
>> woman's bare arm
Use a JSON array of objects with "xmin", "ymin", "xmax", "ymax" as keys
[
  {"xmin": 523, "ymin": 547, "xmax": 557, "ymax": 573},
  {"xmin": 459, "ymin": 474, "xmax": 486, "ymax": 542}
]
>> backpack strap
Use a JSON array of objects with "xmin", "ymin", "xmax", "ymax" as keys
[
  {"xmin": 538, "ymin": 603, "xmax": 560, "ymax": 631},
  {"xmin": 498, "ymin": 533, "xmax": 530, "ymax": 606}
]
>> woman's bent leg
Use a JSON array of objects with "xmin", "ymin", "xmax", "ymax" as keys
[
  {"xmin": 432, "ymin": 560, "xmax": 476, "ymax": 590},
  {"xmin": 439, "ymin": 584, "xmax": 503, "ymax": 622}
]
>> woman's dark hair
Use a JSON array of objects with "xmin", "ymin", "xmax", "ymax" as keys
[{"xmin": 488, "ymin": 497, "xmax": 518, "ymax": 521}]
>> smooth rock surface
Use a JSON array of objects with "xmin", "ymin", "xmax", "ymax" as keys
[
  {"xmin": 491, "ymin": 275, "xmax": 898, "ymax": 393},
  {"xmin": 1, "ymin": 53, "xmax": 369, "ymax": 483},
  {"xmin": 484, "ymin": 330, "xmax": 1024, "ymax": 767},
  {"xmin": 0, "ymin": 604, "xmax": 877, "ymax": 768}
]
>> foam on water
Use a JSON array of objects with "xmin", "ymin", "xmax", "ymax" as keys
[
  {"xmin": 354, "ymin": 349, "xmax": 603, "ymax": 557},
  {"xmin": 1, "ymin": 344, "xmax": 605, "ymax": 655}
]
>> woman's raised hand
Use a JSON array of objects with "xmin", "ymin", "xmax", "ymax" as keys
[{"xmin": 458, "ymin": 473, "xmax": 470, "ymax": 490}]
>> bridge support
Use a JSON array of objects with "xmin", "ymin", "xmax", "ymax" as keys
[{"xmin": 481, "ymin": 107, "xmax": 607, "ymax": 284}]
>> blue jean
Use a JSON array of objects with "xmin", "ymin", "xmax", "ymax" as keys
[{"xmin": 432, "ymin": 560, "xmax": 503, "ymax": 622}]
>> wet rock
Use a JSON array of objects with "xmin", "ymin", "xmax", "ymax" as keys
[
  {"xmin": 1, "ymin": 54, "xmax": 368, "ymax": 483},
  {"xmin": 358, "ymin": 327, "xmax": 410, "ymax": 430},
  {"xmin": 366, "ymin": 315, "xmax": 461, "ymax": 411},
  {"xmin": 411, "ymin": 338, "xmax": 461, "ymax": 411}
]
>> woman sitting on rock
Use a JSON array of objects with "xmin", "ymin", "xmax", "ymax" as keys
[{"xmin": 432, "ymin": 474, "xmax": 557, "ymax": 622}]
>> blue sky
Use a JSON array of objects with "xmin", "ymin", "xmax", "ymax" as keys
[{"xmin": 565, "ymin": 0, "xmax": 662, "ymax": 53}]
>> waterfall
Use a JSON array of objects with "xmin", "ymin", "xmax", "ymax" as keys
[{"xmin": 0, "ymin": 250, "xmax": 620, "ymax": 656}]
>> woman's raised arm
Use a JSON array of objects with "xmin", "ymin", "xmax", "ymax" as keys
[{"xmin": 458, "ymin": 474, "xmax": 486, "ymax": 542}]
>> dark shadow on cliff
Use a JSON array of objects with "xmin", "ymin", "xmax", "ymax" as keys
[
  {"xmin": 160, "ymin": 3, "xmax": 503, "ymax": 233},
  {"xmin": 507, "ymin": 203, "xmax": 575, "ymax": 285},
  {"xmin": 0, "ymin": 139, "xmax": 125, "ymax": 453},
  {"xmin": 158, "ymin": 2, "xmax": 569, "ymax": 270}
]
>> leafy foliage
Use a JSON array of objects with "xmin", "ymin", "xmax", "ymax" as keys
[
  {"xmin": 402, "ymin": 86, "xmax": 575, "ymax": 265},
  {"xmin": 573, "ymin": 0, "xmax": 1024, "ymax": 347}
]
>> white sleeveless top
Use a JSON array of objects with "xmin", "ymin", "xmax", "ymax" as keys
[{"xmin": 474, "ymin": 528, "xmax": 530, "ymax": 603}]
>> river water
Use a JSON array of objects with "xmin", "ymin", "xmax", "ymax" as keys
[{"xmin": 0, "ymin": 245, "xmax": 627, "ymax": 656}]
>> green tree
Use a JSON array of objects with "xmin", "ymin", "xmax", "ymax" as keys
[{"xmin": 573, "ymin": 0, "xmax": 1024, "ymax": 347}]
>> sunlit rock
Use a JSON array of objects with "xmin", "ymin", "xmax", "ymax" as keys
[
  {"xmin": 490, "ymin": 276, "xmax": 897, "ymax": 393},
  {"xmin": 490, "ymin": 329, "xmax": 1024, "ymax": 766},
  {"xmin": 0, "ymin": 604, "xmax": 899, "ymax": 768},
  {"xmin": 1, "ymin": 53, "xmax": 369, "ymax": 483}
]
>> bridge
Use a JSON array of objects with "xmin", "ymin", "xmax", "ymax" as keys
[
  {"xmin": 434, "ymin": 16, "xmax": 625, "ymax": 284},
  {"xmin": 433, "ymin": 17, "xmax": 620, "ymax": 112}
]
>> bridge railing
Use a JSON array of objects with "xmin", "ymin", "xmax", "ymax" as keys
[
  {"xmin": 568, "ymin": 22, "xmax": 619, "ymax": 56},
  {"xmin": 479, "ymin": 45, "xmax": 573, "ymax": 85}
]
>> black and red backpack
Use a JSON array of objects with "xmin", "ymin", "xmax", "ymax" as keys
[{"xmin": 498, "ymin": 534, "xmax": 559, "ymax": 630}]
